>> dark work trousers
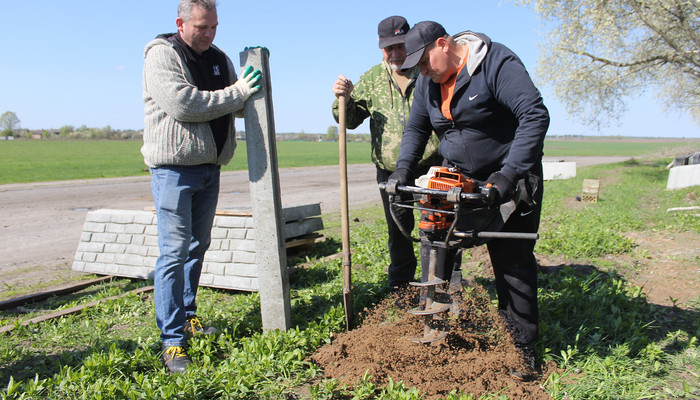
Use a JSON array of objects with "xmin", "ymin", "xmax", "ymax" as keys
[
  {"xmin": 487, "ymin": 189, "xmax": 542, "ymax": 346},
  {"xmin": 377, "ymin": 167, "xmax": 419, "ymax": 287}
]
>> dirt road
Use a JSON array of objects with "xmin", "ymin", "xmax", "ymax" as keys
[{"xmin": 0, "ymin": 157, "xmax": 628, "ymax": 297}]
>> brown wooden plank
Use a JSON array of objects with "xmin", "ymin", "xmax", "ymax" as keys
[
  {"xmin": 0, "ymin": 276, "xmax": 115, "ymax": 311},
  {"xmin": 0, "ymin": 286, "xmax": 154, "ymax": 334},
  {"xmin": 285, "ymin": 233, "xmax": 323, "ymax": 249},
  {"xmin": 214, "ymin": 208, "xmax": 253, "ymax": 216}
]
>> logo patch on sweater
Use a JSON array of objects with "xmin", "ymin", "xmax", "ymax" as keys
[{"xmin": 213, "ymin": 65, "xmax": 221, "ymax": 76}]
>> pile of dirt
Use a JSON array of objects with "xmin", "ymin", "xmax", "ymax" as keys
[{"xmin": 310, "ymin": 283, "xmax": 554, "ymax": 399}]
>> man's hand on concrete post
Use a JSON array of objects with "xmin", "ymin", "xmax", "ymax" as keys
[{"xmin": 234, "ymin": 65, "xmax": 262, "ymax": 101}]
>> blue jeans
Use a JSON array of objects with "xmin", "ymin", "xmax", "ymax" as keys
[{"xmin": 150, "ymin": 165, "xmax": 220, "ymax": 346}]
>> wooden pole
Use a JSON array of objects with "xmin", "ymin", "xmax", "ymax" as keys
[{"xmin": 338, "ymin": 95, "xmax": 354, "ymax": 330}]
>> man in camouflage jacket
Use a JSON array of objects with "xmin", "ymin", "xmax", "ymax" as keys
[{"xmin": 332, "ymin": 16, "xmax": 441, "ymax": 290}]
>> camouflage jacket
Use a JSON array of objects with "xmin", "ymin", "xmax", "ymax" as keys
[{"xmin": 332, "ymin": 60, "xmax": 441, "ymax": 172}]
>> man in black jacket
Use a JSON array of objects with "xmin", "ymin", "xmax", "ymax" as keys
[{"xmin": 390, "ymin": 21, "xmax": 549, "ymax": 381}]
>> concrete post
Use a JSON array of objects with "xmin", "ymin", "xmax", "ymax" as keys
[{"xmin": 240, "ymin": 47, "xmax": 292, "ymax": 331}]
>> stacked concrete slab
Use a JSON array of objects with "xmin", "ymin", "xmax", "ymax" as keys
[
  {"xmin": 667, "ymin": 152, "xmax": 700, "ymax": 190},
  {"xmin": 542, "ymin": 160, "xmax": 577, "ymax": 180},
  {"xmin": 72, "ymin": 204, "xmax": 322, "ymax": 291}
]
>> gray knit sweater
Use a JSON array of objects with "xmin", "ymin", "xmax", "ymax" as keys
[{"xmin": 141, "ymin": 37, "xmax": 248, "ymax": 168}]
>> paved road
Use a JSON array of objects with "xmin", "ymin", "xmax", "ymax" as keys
[{"xmin": 0, "ymin": 157, "xmax": 628, "ymax": 295}]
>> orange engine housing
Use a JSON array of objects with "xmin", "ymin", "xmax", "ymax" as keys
[{"xmin": 419, "ymin": 168, "xmax": 474, "ymax": 234}]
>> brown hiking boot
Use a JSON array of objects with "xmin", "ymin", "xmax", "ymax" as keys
[
  {"xmin": 161, "ymin": 345, "xmax": 191, "ymax": 374},
  {"xmin": 184, "ymin": 315, "xmax": 217, "ymax": 337}
]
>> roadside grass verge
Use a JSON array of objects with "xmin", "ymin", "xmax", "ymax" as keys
[
  {"xmin": 1, "ymin": 159, "xmax": 698, "ymax": 399},
  {"xmin": 536, "ymin": 158, "xmax": 700, "ymax": 259}
]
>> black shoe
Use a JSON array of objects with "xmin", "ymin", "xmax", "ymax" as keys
[
  {"xmin": 510, "ymin": 345, "xmax": 538, "ymax": 382},
  {"xmin": 161, "ymin": 345, "xmax": 191, "ymax": 374},
  {"xmin": 184, "ymin": 315, "xmax": 217, "ymax": 336}
]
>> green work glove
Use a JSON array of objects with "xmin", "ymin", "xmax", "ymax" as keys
[
  {"xmin": 234, "ymin": 65, "xmax": 262, "ymax": 101},
  {"xmin": 244, "ymin": 46, "xmax": 269, "ymax": 52}
]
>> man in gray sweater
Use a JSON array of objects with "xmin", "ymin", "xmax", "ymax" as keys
[{"xmin": 142, "ymin": 0, "xmax": 261, "ymax": 374}]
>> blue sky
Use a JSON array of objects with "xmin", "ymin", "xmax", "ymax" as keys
[{"xmin": 1, "ymin": 0, "xmax": 697, "ymax": 138}]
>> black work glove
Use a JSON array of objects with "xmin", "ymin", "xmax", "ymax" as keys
[
  {"xmin": 388, "ymin": 167, "xmax": 415, "ymax": 186},
  {"xmin": 486, "ymin": 171, "xmax": 515, "ymax": 204}
]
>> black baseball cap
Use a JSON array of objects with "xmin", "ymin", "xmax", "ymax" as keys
[
  {"xmin": 401, "ymin": 21, "xmax": 447, "ymax": 70},
  {"xmin": 378, "ymin": 16, "xmax": 410, "ymax": 49}
]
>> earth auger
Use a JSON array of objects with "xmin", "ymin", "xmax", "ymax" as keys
[{"xmin": 380, "ymin": 167, "xmax": 538, "ymax": 343}]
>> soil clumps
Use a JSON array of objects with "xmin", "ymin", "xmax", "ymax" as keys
[{"xmin": 311, "ymin": 283, "xmax": 555, "ymax": 399}]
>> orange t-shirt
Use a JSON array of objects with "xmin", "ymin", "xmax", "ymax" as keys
[{"xmin": 440, "ymin": 49, "xmax": 469, "ymax": 120}]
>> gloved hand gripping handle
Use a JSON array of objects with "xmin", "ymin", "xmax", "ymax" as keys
[
  {"xmin": 380, "ymin": 181, "xmax": 491, "ymax": 204},
  {"xmin": 378, "ymin": 181, "xmax": 538, "ymax": 241}
]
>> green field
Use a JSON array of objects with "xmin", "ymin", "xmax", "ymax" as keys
[
  {"xmin": 0, "ymin": 139, "xmax": 697, "ymax": 184},
  {"xmin": 542, "ymin": 139, "xmax": 698, "ymax": 157},
  {"xmin": 0, "ymin": 140, "xmax": 372, "ymax": 184}
]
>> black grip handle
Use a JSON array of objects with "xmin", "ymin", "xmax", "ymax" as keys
[
  {"xmin": 455, "ymin": 231, "xmax": 539, "ymax": 240},
  {"xmin": 380, "ymin": 181, "xmax": 492, "ymax": 205}
]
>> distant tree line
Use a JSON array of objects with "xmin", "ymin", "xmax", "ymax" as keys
[
  {"xmin": 274, "ymin": 128, "xmax": 369, "ymax": 143},
  {"xmin": 2, "ymin": 124, "xmax": 143, "ymax": 140},
  {"xmin": 1, "ymin": 111, "xmax": 370, "ymax": 142}
]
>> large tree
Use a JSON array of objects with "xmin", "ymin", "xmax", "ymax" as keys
[
  {"xmin": 519, "ymin": 0, "xmax": 699, "ymax": 128},
  {"xmin": 0, "ymin": 111, "xmax": 21, "ymax": 134}
]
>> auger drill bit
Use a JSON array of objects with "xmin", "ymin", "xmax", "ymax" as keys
[{"xmin": 408, "ymin": 247, "xmax": 450, "ymax": 343}]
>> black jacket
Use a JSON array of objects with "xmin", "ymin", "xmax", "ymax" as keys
[{"xmin": 396, "ymin": 32, "xmax": 549, "ymax": 182}]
